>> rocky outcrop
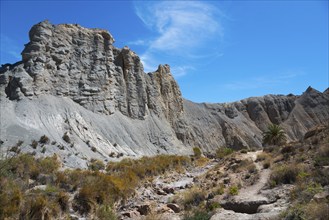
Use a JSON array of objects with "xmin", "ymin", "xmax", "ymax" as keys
[
  {"xmin": 0, "ymin": 21, "xmax": 328, "ymax": 167},
  {"xmin": 181, "ymin": 88, "xmax": 328, "ymax": 151},
  {"xmin": 2, "ymin": 21, "xmax": 183, "ymax": 122}
]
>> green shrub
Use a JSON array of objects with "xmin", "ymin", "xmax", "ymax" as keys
[
  {"xmin": 193, "ymin": 147, "xmax": 202, "ymax": 159},
  {"xmin": 10, "ymin": 146, "xmax": 20, "ymax": 154},
  {"xmin": 206, "ymin": 201, "xmax": 221, "ymax": 211},
  {"xmin": 57, "ymin": 192, "xmax": 69, "ymax": 212},
  {"xmin": 232, "ymin": 159, "xmax": 255, "ymax": 173},
  {"xmin": 38, "ymin": 155, "xmax": 60, "ymax": 174},
  {"xmin": 0, "ymin": 180, "xmax": 22, "ymax": 219},
  {"xmin": 73, "ymin": 186, "xmax": 96, "ymax": 214},
  {"xmin": 247, "ymin": 163, "xmax": 257, "ymax": 174},
  {"xmin": 183, "ymin": 209, "xmax": 212, "ymax": 220},
  {"xmin": 107, "ymin": 155, "xmax": 191, "ymax": 179},
  {"xmin": 1, "ymin": 154, "xmax": 60, "ymax": 180},
  {"xmin": 314, "ymin": 156, "xmax": 329, "ymax": 166},
  {"xmin": 20, "ymin": 194, "xmax": 60, "ymax": 220},
  {"xmin": 62, "ymin": 132, "xmax": 71, "ymax": 143},
  {"xmin": 291, "ymin": 182, "xmax": 323, "ymax": 203},
  {"xmin": 314, "ymin": 145, "xmax": 329, "ymax": 166},
  {"xmin": 39, "ymin": 135, "xmax": 50, "ymax": 144},
  {"xmin": 31, "ymin": 140, "xmax": 38, "ymax": 149},
  {"xmin": 88, "ymin": 159, "xmax": 105, "ymax": 171},
  {"xmin": 216, "ymin": 147, "xmax": 234, "ymax": 159},
  {"xmin": 229, "ymin": 185, "xmax": 239, "ymax": 196},
  {"xmin": 178, "ymin": 187, "xmax": 206, "ymax": 210},
  {"xmin": 96, "ymin": 205, "xmax": 117, "ymax": 220},
  {"xmin": 212, "ymin": 184, "xmax": 225, "ymax": 195},
  {"xmin": 195, "ymin": 157, "xmax": 209, "ymax": 167},
  {"xmin": 269, "ymin": 163, "xmax": 303, "ymax": 187},
  {"xmin": 282, "ymin": 202, "xmax": 329, "ymax": 220},
  {"xmin": 6, "ymin": 154, "xmax": 40, "ymax": 179},
  {"xmin": 281, "ymin": 145, "xmax": 295, "ymax": 154},
  {"xmin": 256, "ymin": 152, "xmax": 270, "ymax": 162}
]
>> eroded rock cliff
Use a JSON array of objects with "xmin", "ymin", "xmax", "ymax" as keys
[{"xmin": 0, "ymin": 21, "xmax": 328, "ymax": 167}]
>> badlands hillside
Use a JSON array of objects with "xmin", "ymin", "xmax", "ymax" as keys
[
  {"xmin": 0, "ymin": 21, "xmax": 328, "ymax": 220},
  {"xmin": 0, "ymin": 20, "xmax": 328, "ymax": 168}
]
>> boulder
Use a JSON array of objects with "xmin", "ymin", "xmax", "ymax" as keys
[
  {"xmin": 167, "ymin": 203, "xmax": 180, "ymax": 213},
  {"xmin": 136, "ymin": 203, "xmax": 151, "ymax": 215}
]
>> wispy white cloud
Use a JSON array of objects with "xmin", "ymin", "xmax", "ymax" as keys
[
  {"xmin": 224, "ymin": 70, "xmax": 305, "ymax": 90},
  {"xmin": 133, "ymin": 1, "xmax": 225, "ymax": 76},
  {"xmin": 171, "ymin": 65, "xmax": 195, "ymax": 77},
  {"xmin": 127, "ymin": 39, "xmax": 150, "ymax": 46}
]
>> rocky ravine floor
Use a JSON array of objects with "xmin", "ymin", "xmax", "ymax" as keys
[
  {"xmin": 118, "ymin": 151, "xmax": 292, "ymax": 220},
  {"xmin": 211, "ymin": 151, "xmax": 291, "ymax": 220},
  {"xmin": 118, "ymin": 161, "xmax": 217, "ymax": 219}
]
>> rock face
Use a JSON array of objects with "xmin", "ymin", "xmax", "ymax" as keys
[
  {"xmin": 0, "ymin": 21, "xmax": 328, "ymax": 167},
  {"xmin": 2, "ymin": 21, "xmax": 183, "ymax": 122},
  {"xmin": 182, "ymin": 87, "xmax": 329, "ymax": 150}
]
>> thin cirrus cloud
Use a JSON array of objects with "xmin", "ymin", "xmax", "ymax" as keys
[
  {"xmin": 133, "ymin": 1, "xmax": 225, "ymax": 76},
  {"xmin": 224, "ymin": 71, "xmax": 305, "ymax": 90}
]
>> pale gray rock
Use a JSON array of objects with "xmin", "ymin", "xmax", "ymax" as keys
[{"xmin": 1, "ymin": 21, "xmax": 329, "ymax": 168}]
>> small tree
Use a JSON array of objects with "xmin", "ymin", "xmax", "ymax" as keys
[{"xmin": 263, "ymin": 124, "xmax": 286, "ymax": 146}]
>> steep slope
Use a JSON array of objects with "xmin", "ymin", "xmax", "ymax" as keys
[
  {"xmin": 181, "ymin": 88, "xmax": 328, "ymax": 150},
  {"xmin": 0, "ymin": 21, "xmax": 189, "ymax": 167},
  {"xmin": 0, "ymin": 21, "xmax": 328, "ymax": 167}
]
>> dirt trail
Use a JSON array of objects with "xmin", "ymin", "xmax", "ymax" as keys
[
  {"xmin": 236, "ymin": 151, "xmax": 271, "ymax": 201},
  {"xmin": 121, "ymin": 150, "xmax": 289, "ymax": 219},
  {"xmin": 211, "ymin": 150, "xmax": 290, "ymax": 220}
]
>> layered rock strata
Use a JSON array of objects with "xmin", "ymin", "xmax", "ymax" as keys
[{"xmin": 1, "ymin": 21, "xmax": 328, "ymax": 167}]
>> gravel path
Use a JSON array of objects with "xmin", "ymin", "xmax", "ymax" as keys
[{"xmin": 236, "ymin": 151, "xmax": 271, "ymax": 201}]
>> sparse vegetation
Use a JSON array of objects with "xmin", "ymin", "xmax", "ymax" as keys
[
  {"xmin": 10, "ymin": 146, "xmax": 20, "ymax": 154},
  {"xmin": 31, "ymin": 140, "xmax": 38, "ymax": 149},
  {"xmin": 39, "ymin": 135, "xmax": 50, "ymax": 144},
  {"xmin": 269, "ymin": 163, "xmax": 304, "ymax": 187},
  {"xmin": 57, "ymin": 144, "xmax": 65, "ymax": 150},
  {"xmin": 62, "ymin": 132, "xmax": 71, "ymax": 143},
  {"xmin": 193, "ymin": 147, "xmax": 202, "ymax": 159},
  {"xmin": 195, "ymin": 156, "xmax": 209, "ymax": 167},
  {"xmin": 176, "ymin": 187, "xmax": 206, "ymax": 210},
  {"xmin": 215, "ymin": 147, "xmax": 234, "ymax": 159},
  {"xmin": 183, "ymin": 209, "xmax": 212, "ymax": 220},
  {"xmin": 1, "ymin": 125, "xmax": 327, "ymax": 219},
  {"xmin": 96, "ymin": 205, "xmax": 118, "ymax": 220},
  {"xmin": 229, "ymin": 185, "xmax": 239, "ymax": 195},
  {"xmin": 0, "ymin": 152, "xmax": 193, "ymax": 219},
  {"xmin": 256, "ymin": 152, "xmax": 270, "ymax": 162},
  {"xmin": 264, "ymin": 126, "xmax": 329, "ymax": 219},
  {"xmin": 88, "ymin": 158, "xmax": 105, "ymax": 171},
  {"xmin": 281, "ymin": 201, "xmax": 329, "ymax": 220}
]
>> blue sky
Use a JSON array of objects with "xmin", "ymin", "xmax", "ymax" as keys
[{"xmin": 1, "ymin": 1, "xmax": 328, "ymax": 103}]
